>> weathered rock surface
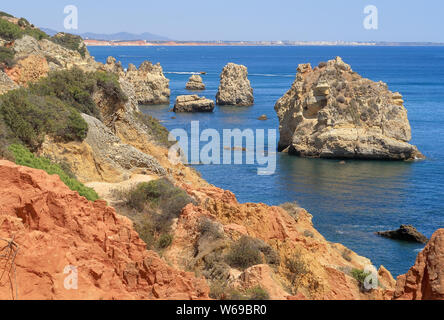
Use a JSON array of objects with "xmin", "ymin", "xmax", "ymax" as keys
[
  {"xmin": 394, "ymin": 229, "xmax": 444, "ymax": 300},
  {"xmin": 123, "ymin": 60, "xmax": 170, "ymax": 105},
  {"xmin": 0, "ymin": 70, "xmax": 18, "ymax": 94},
  {"xmin": 12, "ymin": 35, "xmax": 99, "ymax": 72},
  {"xmin": 0, "ymin": 161, "xmax": 210, "ymax": 300},
  {"xmin": 376, "ymin": 225, "xmax": 428, "ymax": 244},
  {"xmin": 174, "ymin": 95, "xmax": 215, "ymax": 113},
  {"xmin": 39, "ymin": 114, "xmax": 166, "ymax": 183},
  {"xmin": 5, "ymin": 54, "xmax": 49, "ymax": 86},
  {"xmin": 216, "ymin": 63, "xmax": 254, "ymax": 106},
  {"xmin": 186, "ymin": 74, "xmax": 205, "ymax": 90},
  {"xmin": 164, "ymin": 184, "xmax": 396, "ymax": 300},
  {"xmin": 275, "ymin": 57, "xmax": 423, "ymax": 160}
]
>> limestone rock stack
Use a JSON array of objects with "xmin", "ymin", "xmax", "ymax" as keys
[
  {"xmin": 174, "ymin": 95, "xmax": 215, "ymax": 113},
  {"xmin": 216, "ymin": 63, "xmax": 254, "ymax": 106},
  {"xmin": 186, "ymin": 74, "xmax": 205, "ymax": 90},
  {"xmin": 274, "ymin": 57, "xmax": 423, "ymax": 160},
  {"xmin": 123, "ymin": 61, "xmax": 171, "ymax": 105}
]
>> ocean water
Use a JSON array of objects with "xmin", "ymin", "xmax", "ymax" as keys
[{"xmin": 89, "ymin": 46, "xmax": 444, "ymax": 277}]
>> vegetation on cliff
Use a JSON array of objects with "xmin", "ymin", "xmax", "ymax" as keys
[
  {"xmin": 8, "ymin": 144, "xmax": 99, "ymax": 201},
  {"xmin": 0, "ymin": 67, "xmax": 127, "ymax": 150},
  {"xmin": 50, "ymin": 32, "xmax": 87, "ymax": 57}
]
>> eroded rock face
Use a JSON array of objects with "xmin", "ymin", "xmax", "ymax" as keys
[
  {"xmin": 13, "ymin": 35, "xmax": 99, "ymax": 72},
  {"xmin": 174, "ymin": 95, "xmax": 215, "ymax": 113},
  {"xmin": 0, "ymin": 161, "xmax": 209, "ymax": 300},
  {"xmin": 275, "ymin": 57, "xmax": 423, "ymax": 160},
  {"xmin": 123, "ymin": 61, "xmax": 170, "ymax": 105},
  {"xmin": 394, "ymin": 229, "xmax": 444, "ymax": 300},
  {"xmin": 164, "ymin": 184, "xmax": 396, "ymax": 300},
  {"xmin": 5, "ymin": 54, "xmax": 49, "ymax": 86},
  {"xmin": 216, "ymin": 63, "xmax": 254, "ymax": 106},
  {"xmin": 186, "ymin": 74, "xmax": 205, "ymax": 90},
  {"xmin": 376, "ymin": 225, "xmax": 428, "ymax": 244},
  {"xmin": 0, "ymin": 70, "xmax": 18, "ymax": 94}
]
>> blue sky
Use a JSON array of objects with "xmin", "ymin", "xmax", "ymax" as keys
[{"xmin": 1, "ymin": 0, "xmax": 442, "ymax": 42}]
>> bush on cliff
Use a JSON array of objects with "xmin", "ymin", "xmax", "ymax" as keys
[
  {"xmin": 0, "ymin": 47, "xmax": 15, "ymax": 69},
  {"xmin": 225, "ymin": 236, "xmax": 263, "ymax": 270},
  {"xmin": 0, "ymin": 88, "xmax": 88, "ymax": 150},
  {"xmin": 135, "ymin": 112, "xmax": 173, "ymax": 147},
  {"xmin": 50, "ymin": 33, "xmax": 87, "ymax": 58},
  {"xmin": 0, "ymin": 17, "xmax": 48, "ymax": 41},
  {"xmin": 9, "ymin": 144, "xmax": 99, "ymax": 201}
]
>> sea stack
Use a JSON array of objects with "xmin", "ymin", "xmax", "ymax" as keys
[
  {"xmin": 274, "ymin": 57, "xmax": 424, "ymax": 160},
  {"xmin": 123, "ymin": 60, "xmax": 171, "ymax": 105},
  {"xmin": 216, "ymin": 63, "xmax": 254, "ymax": 106},
  {"xmin": 174, "ymin": 95, "xmax": 215, "ymax": 113},
  {"xmin": 186, "ymin": 74, "xmax": 206, "ymax": 90}
]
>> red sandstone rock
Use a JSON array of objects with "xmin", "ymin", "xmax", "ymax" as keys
[
  {"xmin": 394, "ymin": 229, "xmax": 444, "ymax": 300},
  {"xmin": 0, "ymin": 160, "xmax": 209, "ymax": 300}
]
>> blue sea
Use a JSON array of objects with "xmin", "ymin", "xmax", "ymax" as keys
[{"xmin": 89, "ymin": 46, "xmax": 444, "ymax": 277}]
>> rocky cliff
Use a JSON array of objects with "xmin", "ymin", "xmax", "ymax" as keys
[
  {"xmin": 163, "ymin": 184, "xmax": 396, "ymax": 300},
  {"xmin": 0, "ymin": 160, "xmax": 209, "ymax": 300},
  {"xmin": 104, "ymin": 57, "xmax": 171, "ymax": 105},
  {"xmin": 216, "ymin": 63, "xmax": 254, "ymax": 106},
  {"xmin": 394, "ymin": 229, "xmax": 444, "ymax": 300},
  {"xmin": 275, "ymin": 57, "xmax": 423, "ymax": 160},
  {"xmin": 186, "ymin": 74, "xmax": 205, "ymax": 90}
]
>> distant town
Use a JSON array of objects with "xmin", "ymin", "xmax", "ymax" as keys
[{"xmin": 83, "ymin": 39, "xmax": 444, "ymax": 47}]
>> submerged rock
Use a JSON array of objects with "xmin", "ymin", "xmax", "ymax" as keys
[
  {"xmin": 186, "ymin": 74, "xmax": 206, "ymax": 90},
  {"xmin": 376, "ymin": 225, "xmax": 428, "ymax": 243},
  {"xmin": 216, "ymin": 63, "xmax": 254, "ymax": 106},
  {"xmin": 174, "ymin": 95, "xmax": 215, "ymax": 113},
  {"xmin": 275, "ymin": 57, "xmax": 424, "ymax": 160},
  {"xmin": 394, "ymin": 229, "xmax": 444, "ymax": 300}
]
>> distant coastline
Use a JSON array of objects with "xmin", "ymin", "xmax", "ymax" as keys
[{"xmin": 84, "ymin": 39, "xmax": 444, "ymax": 47}]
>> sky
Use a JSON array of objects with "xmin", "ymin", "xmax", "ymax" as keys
[{"xmin": 1, "ymin": 0, "xmax": 443, "ymax": 42}]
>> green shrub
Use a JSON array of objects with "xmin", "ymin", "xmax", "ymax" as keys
[
  {"xmin": 50, "ymin": 33, "xmax": 86, "ymax": 57},
  {"xmin": 279, "ymin": 201, "xmax": 301, "ymax": 221},
  {"xmin": 285, "ymin": 253, "xmax": 309, "ymax": 287},
  {"xmin": 351, "ymin": 269, "xmax": 371, "ymax": 287},
  {"xmin": 0, "ymin": 18, "xmax": 23, "ymax": 41},
  {"xmin": 93, "ymin": 71, "xmax": 127, "ymax": 103},
  {"xmin": 135, "ymin": 112, "xmax": 173, "ymax": 147},
  {"xmin": 158, "ymin": 233, "xmax": 173, "ymax": 249},
  {"xmin": 0, "ymin": 89, "xmax": 88, "ymax": 149},
  {"xmin": 0, "ymin": 46, "xmax": 15, "ymax": 69},
  {"xmin": 29, "ymin": 68, "xmax": 100, "ymax": 118},
  {"xmin": 0, "ymin": 12, "xmax": 14, "ymax": 18},
  {"xmin": 247, "ymin": 286, "xmax": 270, "ymax": 300},
  {"xmin": 9, "ymin": 144, "xmax": 99, "ymax": 201},
  {"xmin": 0, "ymin": 17, "xmax": 48, "ymax": 41},
  {"xmin": 225, "ymin": 236, "xmax": 263, "ymax": 270}
]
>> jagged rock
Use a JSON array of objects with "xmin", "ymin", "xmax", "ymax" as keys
[
  {"xmin": 186, "ymin": 74, "xmax": 206, "ymax": 90},
  {"xmin": 258, "ymin": 115, "xmax": 268, "ymax": 121},
  {"xmin": 0, "ymin": 160, "xmax": 210, "ymax": 300},
  {"xmin": 376, "ymin": 225, "xmax": 428, "ymax": 243},
  {"xmin": 0, "ymin": 70, "xmax": 18, "ymax": 94},
  {"xmin": 275, "ymin": 57, "xmax": 424, "ymax": 160},
  {"xmin": 394, "ymin": 229, "xmax": 444, "ymax": 300},
  {"xmin": 173, "ymin": 95, "xmax": 215, "ymax": 113},
  {"xmin": 124, "ymin": 60, "xmax": 170, "ymax": 105},
  {"xmin": 216, "ymin": 63, "xmax": 254, "ymax": 106},
  {"xmin": 102, "ymin": 56, "xmax": 124, "ymax": 75},
  {"xmin": 5, "ymin": 54, "xmax": 49, "ymax": 86},
  {"xmin": 13, "ymin": 35, "xmax": 99, "ymax": 72}
]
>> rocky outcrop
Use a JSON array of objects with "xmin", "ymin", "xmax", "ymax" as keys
[
  {"xmin": 123, "ymin": 61, "xmax": 170, "ymax": 105},
  {"xmin": 216, "ymin": 63, "xmax": 254, "ymax": 106},
  {"xmin": 394, "ymin": 229, "xmax": 444, "ymax": 300},
  {"xmin": 164, "ymin": 184, "xmax": 396, "ymax": 300},
  {"xmin": 12, "ymin": 35, "xmax": 99, "ymax": 72},
  {"xmin": 174, "ymin": 95, "xmax": 215, "ymax": 113},
  {"xmin": 275, "ymin": 57, "xmax": 423, "ymax": 160},
  {"xmin": 0, "ymin": 70, "xmax": 18, "ymax": 94},
  {"xmin": 186, "ymin": 74, "xmax": 205, "ymax": 90},
  {"xmin": 0, "ymin": 161, "xmax": 209, "ymax": 300},
  {"xmin": 39, "ymin": 114, "xmax": 166, "ymax": 183},
  {"xmin": 376, "ymin": 225, "xmax": 428, "ymax": 244},
  {"xmin": 5, "ymin": 54, "xmax": 49, "ymax": 86}
]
